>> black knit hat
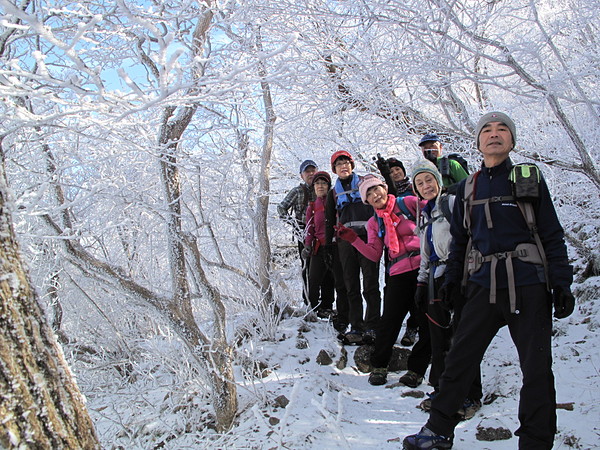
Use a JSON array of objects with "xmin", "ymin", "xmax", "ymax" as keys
[{"xmin": 387, "ymin": 157, "xmax": 406, "ymax": 175}]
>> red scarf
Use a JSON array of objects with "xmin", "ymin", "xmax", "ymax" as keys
[{"xmin": 375, "ymin": 195, "xmax": 401, "ymax": 254}]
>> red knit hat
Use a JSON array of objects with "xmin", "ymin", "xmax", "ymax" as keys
[{"xmin": 330, "ymin": 150, "xmax": 355, "ymax": 172}]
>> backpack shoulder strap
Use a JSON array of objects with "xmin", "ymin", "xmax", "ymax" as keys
[
  {"xmin": 439, "ymin": 195, "xmax": 452, "ymax": 223},
  {"xmin": 396, "ymin": 196, "xmax": 416, "ymax": 222},
  {"xmin": 462, "ymin": 171, "xmax": 479, "ymax": 233},
  {"xmin": 437, "ymin": 156, "xmax": 450, "ymax": 177},
  {"xmin": 375, "ymin": 213, "xmax": 385, "ymax": 238},
  {"xmin": 461, "ymin": 172, "xmax": 479, "ymax": 291},
  {"xmin": 516, "ymin": 200, "xmax": 551, "ymax": 291}
]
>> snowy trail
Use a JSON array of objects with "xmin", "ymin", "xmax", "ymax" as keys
[{"xmin": 228, "ymin": 308, "xmax": 599, "ymax": 449}]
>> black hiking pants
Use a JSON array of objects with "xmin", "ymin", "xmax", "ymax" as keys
[
  {"xmin": 337, "ymin": 239, "xmax": 381, "ymax": 332},
  {"xmin": 427, "ymin": 276, "xmax": 482, "ymax": 400},
  {"xmin": 427, "ymin": 283, "xmax": 556, "ymax": 449},
  {"xmin": 371, "ymin": 269, "xmax": 431, "ymax": 376},
  {"xmin": 307, "ymin": 246, "xmax": 335, "ymax": 310},
  {"xmin": 330, "ymin": 244, "xmax": 349, "ymax": 327}
]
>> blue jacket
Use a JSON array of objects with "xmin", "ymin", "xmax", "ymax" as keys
[
  {"xmin": 325, "ymin": 174, "xmax": 374, "ymax": 244},
  {"xmin": 445, "ymin": 157, "xmax": 572, "ymax": 290}
]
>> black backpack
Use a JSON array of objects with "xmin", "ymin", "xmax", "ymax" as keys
[{"xmin": 438, "ymin": 154, "xmax": 470, "ymax": 177}]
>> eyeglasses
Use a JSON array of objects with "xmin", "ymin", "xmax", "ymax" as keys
[{"xmin": 335, "ymin": 160, "xmax": 351, "ymax": 167}]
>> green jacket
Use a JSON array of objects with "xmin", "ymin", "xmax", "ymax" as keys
[{"xmin": 436, "ymin": 157, "xmax": 468, "ymax": 187}]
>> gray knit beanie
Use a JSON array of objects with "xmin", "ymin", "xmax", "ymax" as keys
[
  {"xmin": 411, "ymin": 159, "xmax": 443, "ymax": 198},
  {"xmin": 475, "ymin": 111, "xmax": 516, "ymax": 149}
]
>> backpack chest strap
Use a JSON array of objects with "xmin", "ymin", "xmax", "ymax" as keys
[{"xmin": 469, "ymin": 195, "xmax": 515, "ymax": 229}]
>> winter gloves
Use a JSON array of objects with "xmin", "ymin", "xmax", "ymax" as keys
[
  {"xmin": 439, "ymin": 281, "xmax": 575, "ymax": 319},
  {"xmin": 301, "ymin": 245, "xmax": 312, "ymax": 260},
  {"xmin": 414, "ymin": 283, "xmax": 429, "ymax": 313},
  {"xmin": 553, "ymin": 286, "xmax": 575, "ymax": 319},
  {"xmin": 321, "ymin": 245, "xmax": 334, "ymax": 269},
  {"xmin": 375, "ymin": 154, "xmax": 390, "ymax": 177},
  {"xmin": 438, "ymin": 281, "xmax": 461, "ymax": 312},
  {"xmin": 335, "ymin": 224, "xmax": 358, "ymax": 243}
]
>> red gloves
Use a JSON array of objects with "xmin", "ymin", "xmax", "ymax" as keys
[{"xmin": 335, "ymin": 224, "xmax": 358, "ymax": 243}]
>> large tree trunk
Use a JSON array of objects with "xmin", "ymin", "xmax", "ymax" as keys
[{"xmin": 0, "ymin": 149, "xmax": 99, "ymax": 449}]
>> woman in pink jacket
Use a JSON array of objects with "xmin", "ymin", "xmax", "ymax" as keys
[{"xmin": 336, "ymin": 174, "xmax": 432, "ymax": 387}]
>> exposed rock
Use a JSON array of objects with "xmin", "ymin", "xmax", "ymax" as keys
[
  {"xmin": 298, "ymin": 322, "xmax": 311, "ymax": 333},
  {"xmin": 336, "ymin": 347, "xmax": 348, "ymax": 370},
  {"xmin": 388, "ymin": 346, "xmax": 411, "ymax": 372},
  {"xmin": 353, "ymin": 344, "xmax": 375, "ymax": 373},
  {"xmin": 268, "ymin": 416, "xmax": 280, "ymax": 426},
  {"xmin": 280, "ymin": 304, "xmax": 297, "ymax": 319},
  {"xmin": 401, "ymin": 390, "xmax": 425, "ymax": 398},
  {"xmin": 238, "ymin": 356, "xmax": 271, "ymax": 379},
  {"xmin": 483, "ymin": 392, "xmax": 499, "ymax": 405},
  {"xmin": 304, "ymin": 312, "xmax": 318, "ymax": 323},
  {"xmin": 475, "ymin": 425, "xmax": 513, "ymax": 441},
  {"xmin": 290, "ymin": 307, "xmax": 307, "ymax": 318},
  {"xmin": 296, "ymin": 334, "xmax": 309, "ymax": 349},
  {"xmin": 557, "ymin": 402, "xmax": 574, "ymax": 411},
  {"xmin": 273, "ymin": 395, "xmax": 289, "ymax": 408},
  {"xmin": 316, "ymin": 349, "xmax": 333, "ymax": 366}
]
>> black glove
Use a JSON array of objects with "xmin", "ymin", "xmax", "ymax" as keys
[
  {"xmin": 375, "ymin": 154, "xmax": 390, "ymax": 176},
  {"xmin": 553, "ymin": 286, "xmax": 575, "ymax": 319},
  {"xmin": 321, "ymin": 245, "xmax": 334, "ymax": 269},
  {"xmin": 414, "ymin": 283, "xmax": 429, "ymax": 313},
  {"xmin": 301, "ymin": 245, "xmax": 312, "ymax": 260},
  {"xmin": 438, "ymin": 281, "xmax": 459, "ymax": 311}
]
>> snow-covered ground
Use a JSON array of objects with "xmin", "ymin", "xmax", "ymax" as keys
[
  {"xmin": 219, "ymin": 279, "xmax": 600, "ymax": 449},
  {"xmin": 81, "ymin": 275, "xmax": 600, "ymax": 449}
]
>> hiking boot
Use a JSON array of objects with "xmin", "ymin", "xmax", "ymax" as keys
[
  {"xmin": 368, "ymin": 367, "xmax": 388, "ymax": 386},
  {"xmin": 362, "ymin": 329, "xmax": 376, "ymax": 344},
  {"xmin": 457, "ymin": 398, "xmax": 481, "ymax": 421},
  {"xmin": 332, "ymin": 318, "xmax": 348, "ymax": 334},
  {"xmin": 401, "ymin": 327, "xmax": 418, "ymax": 346},
  {"xmin": 399, "ymin": 370, "xmax": 423, "ymax": 388},
  {"xmin": 419, "ymin": 391, "xmax": 438, "ymax": 412},
  {"xmin": 403, "ymin": 426, "xmax": 453, "ymax": 449},
  {"xmin": 343, "ymin": 329, "xmax": 364, "ymax": 345}
]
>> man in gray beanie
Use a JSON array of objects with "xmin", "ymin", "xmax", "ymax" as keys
[
  {"xmin": 404, "ymin": 112, "xmax": 575, "ymax": 449},
  {"xmin": 474, "ymin": 111, "xmax": 517, "ymax": 149}
]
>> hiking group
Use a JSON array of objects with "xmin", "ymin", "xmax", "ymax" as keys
[{"xmin": 277, "ymin": 112, "xmax": 575, "ymax": 450}]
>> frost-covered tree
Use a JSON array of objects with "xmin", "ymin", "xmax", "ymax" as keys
[
  {"xmin": 0, "ymin": 142, "xmax": 99, "ymax": 448},
  {"xmin": 0, "ymin": 0, "xmax": 598, "ymax": 445}
]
